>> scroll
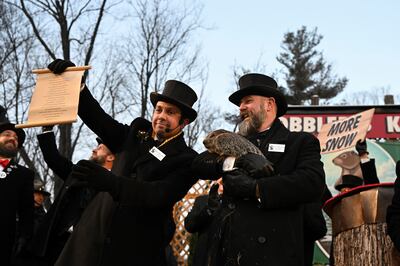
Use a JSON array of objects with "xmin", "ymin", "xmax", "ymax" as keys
[{"xmin": 16, "ymin": 66, "xmax": 91, "ymax": 128}]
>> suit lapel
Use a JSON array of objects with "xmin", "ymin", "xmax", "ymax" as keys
[
  {"xmin": 111, "ymin": 118, "xmax": 152, "ymax": 177},
  {"xmin": 0, "ymin": 159, "xmax": 18, "ymax": 179}
]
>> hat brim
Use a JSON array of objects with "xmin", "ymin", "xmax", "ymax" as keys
[
  {"xmin": 34, "ymin": 190, "xmax": 51, "ymax": 196},
  {"xmin": 228, "ymin": 86, "xmax": 288, "ymax": 117},
  {"xmin": 334, "ymin": 175, "xmax": 363, "ymax": 191},
  {"xmin": 0, "ymin": 123, "xmax": 25, "ymax": 148},
  {"xmin": 150, "ymin": 93, "xmax": 197, "ymax": 123},
  {"xmin": 95, "ymin": 137, "xmax": 103, "ymax": 145}
]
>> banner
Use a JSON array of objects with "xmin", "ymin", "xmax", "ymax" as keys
[
  {"xmin": 280, "ymin": 112, "xmax": 400, "ymax": 139},
  {"xmin": 318, "ymin": 108, "xmax": 375, "ymax": 154}
]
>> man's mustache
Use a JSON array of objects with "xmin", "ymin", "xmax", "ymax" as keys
[
  {"xmin": 4, "ymin": 140, "xmax": 17, "ymax": 147},
  {"xmin": 240, "ymin": 111, "xmax": 251, "ymax": 120}
]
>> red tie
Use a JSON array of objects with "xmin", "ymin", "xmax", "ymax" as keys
[{"xmin": 0, "ymin": 159, "xmax": 10, "ymax": 168}]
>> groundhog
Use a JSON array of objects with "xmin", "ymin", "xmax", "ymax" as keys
[
  {"xmin": 202, "ymin": 129, "xmax": 275, "ymax": 179},
  {"xmin": 203, "ymin": 129, "xmax": 265, "ymax": 161},
  {"xmin": 332, "ymin": 150, "xmax": 363, "ymax": 178}
]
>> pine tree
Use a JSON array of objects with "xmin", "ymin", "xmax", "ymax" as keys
[{"xmin": 277, "ymin": 26, "xmax": 348, "ymax": 105}]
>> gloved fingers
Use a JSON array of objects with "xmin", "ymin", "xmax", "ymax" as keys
[
  {"xmin": 355, "ymin": 139, "xmax": 367, "ymax": 153},
  {"xmin": 47, "ymin": 59, "xmax": 62, "ymax": 71},
  {"xmin": 48, "ymin": 59, "xmax": 76, "ymax": 74},
  {"xmin": 356, "ymin": 139, "xmax": 366, "ymax": 145},
  {"xmin": 223, "ymin": 169, "xmax": 246, "ymax": 182},
  {"xmin": 209, "ymin": 183, "xmax": 219, "ymax": 195},
  {"xmin": 256, "ymin": 164, "xmax": 274, "ymax": 177},
  {"xmin": 235, "ymin": 153, "xmax": 267, "ymax": 169}
]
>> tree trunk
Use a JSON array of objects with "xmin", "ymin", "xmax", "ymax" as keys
[{"xmin": 333, "ymin": 223, "xmax": 400, "ymax": 266}]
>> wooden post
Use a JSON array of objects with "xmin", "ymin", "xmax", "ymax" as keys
[
  {"xmin": 333, "ymin": 223, "xmax": 397, "ymax": 265},
  {"xmin": 324, "ymin": 184, "xmax": 400, "ymax": 266}
]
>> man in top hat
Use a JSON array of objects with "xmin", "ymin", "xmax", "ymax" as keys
[
  {"xmin": 45, "ymin": 59, "xmax": 199, "ymax": 266},
  {"xmin": 29, "ymin": 128, "xmax": 115, "ymax": 266},
  {"xmin": 32, "ymin": 179, "xmax": 51, "ymax": 231},
  {"xmin": 0, "ymin": 106, "xmax": 34, "ymax": 266},
  {"xmin": 192, "ymin": 73, "xmax": 325, "ymax": 266}
]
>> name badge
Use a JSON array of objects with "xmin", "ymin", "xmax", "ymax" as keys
[
  {"xmin": 268, "ymin": 144, "xmax": 285, "ymax": 153},
  {"xmin": 149, "ymin": 146, "xmax": 166, "ymax": 161}
]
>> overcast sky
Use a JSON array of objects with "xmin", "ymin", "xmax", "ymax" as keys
[{"xmin": 196, "ymin": 0, "xmax": 400, "ymax": 113}]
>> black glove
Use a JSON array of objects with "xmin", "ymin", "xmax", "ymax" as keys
[
  {"xmin": 223, "ymin": 169, "xmax": 257, "ymax": 199},
  {"xmin": 235, "ymin": 153, "xmax": 274, "ymax": 179},
  {"xmin": 355, "ymin": 139, "xmax": 368, "ymax": 156},
  {"xmin": 396, "ymin": 161, "xmax": 400, "ymax": 178},
  {"xmin": 47, "ymin": 58, "xmax": 76, "ymax": 74},
  {"xmin": 191, "ymin": 151, "xmax": 223, "ymax": 180},
  {"xmin": 42, "ymin": 125, "xmax": 54, "ymax": 132},
  {"xmin": 13, "ymin": 236, "xmax": 30, "ymax": 258},
  {"xmin": 71, "ymin": 160, "xmax": 117, "ymax": 192},
  {"xmin": 207, "ymin": 184, "xmax": 221, "ymax": 212}
]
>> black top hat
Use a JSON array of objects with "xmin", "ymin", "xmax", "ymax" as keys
[
  {"xmin": 229, "ymin": 73, "xmax": 288, "ymax": 117},
  {"xmin": 334, "ymin": 175, "xmax": 363, "ymax": 191},
  {"xmin": 33, "ymin": 179, "xmax": 51, "ymax": 196},
  {"xmin": 96, "ymin": 137, "xmax": 103, "ymax": 145},
  {"xmin": 150, "ymin": 80, "xmax": 198, "ymax": 123},
  {"xmin": 0, "ymin": 106, "xmax": 25, "ymax": 148}
]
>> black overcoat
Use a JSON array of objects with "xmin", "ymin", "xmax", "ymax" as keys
[
  {"xmin": 0, "ymin": 160, "xmax": 34, "ymax": 265},
  {"xmin": 386, "ymin": 173, "xmax": 400, "ymax": 251},
  {"xmin": 55, "ymin": 87, "xmax": 197, "ymax": 266},
  {"xmin": 185, "ymin": 195, "xmax": 216, "ymax": 266},
  {"xmin": 209, "ymin": 119, "xmax": 325, "ymax": 266},
  {"xmin": 30, "ymin": 132, "xmax": 95, "ymax": 264}
]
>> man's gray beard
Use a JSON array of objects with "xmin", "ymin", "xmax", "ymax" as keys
[
  {"xmin": 89, "ymin": 155, "xmax": 106, "ymax": 166},
  {"xmin": 238, "ymin": 119, "xmax": 258, "ymax": 137},
  {"xmin": 238, "ymin": 109, "xmax": 266, "ymax": 137},
  {"xmin": 0, "ymin": 143, "xmax": 18, "ymax": 158}
]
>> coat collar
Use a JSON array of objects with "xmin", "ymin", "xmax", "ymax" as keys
[
  {"xmin": 0, "ymin": 159, "xmax": 19, "ymax": 179},
  {"xmin": 132, "ymin": 131, "xmax": 188, "ymax": 168},
  {"xmin": 252, "ymin": 119, "xmax": 290, "ymax": 165}
]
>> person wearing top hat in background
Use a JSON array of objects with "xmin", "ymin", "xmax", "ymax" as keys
[
  {"xmin": 191, "ymin": 73, "xmax": 325, "ymax": 266},
  {"xmin": 45, "ymin": 59, "xmax": 199, "ymax": 266},
  {"xmin": 29, "ymin": 127, "xmax": 115, "ymax": 266},
  {"xmin": 0, "ymin": 106, "xmax": 34, "ymax": 266},
  {"xmin": 32, "ymin": 179, "xmax": 51, "ymax": 233}
]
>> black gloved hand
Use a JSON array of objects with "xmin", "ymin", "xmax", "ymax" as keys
[
  {"xmin": 207, "ymin": 184, "xmax": 221, "ymax": 212},
  {"xmin": 42, "ymin": 125, "xmax": 54, "ymax": 132},
  {"xmin": 191, "ymin": 151, "xmax": 223, "ymax": 180},
  {"xmin": 13, "ymin": 236, "xmax": 30, "ymax": 258},
  {"xmin": 355, "ymin": 139, "xmax": 368, "ymax": 156},
  {"xmin": 223, "ymin": 169, "xmax": 257, "ymax": 199},
  {"xmin": 234, "ymin": 153, "xmax": 274, "ymax": 179},
  {"xmin": 396, "ymin": 161, "xmax": 400, "ymax": 178},
  {"xmin": 48, "ymin": 59, "xmax": 76, "ymax": 74},
  {"xmin": 71, "ymin": 160, "xmax": 117, "ymax": 192}
]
